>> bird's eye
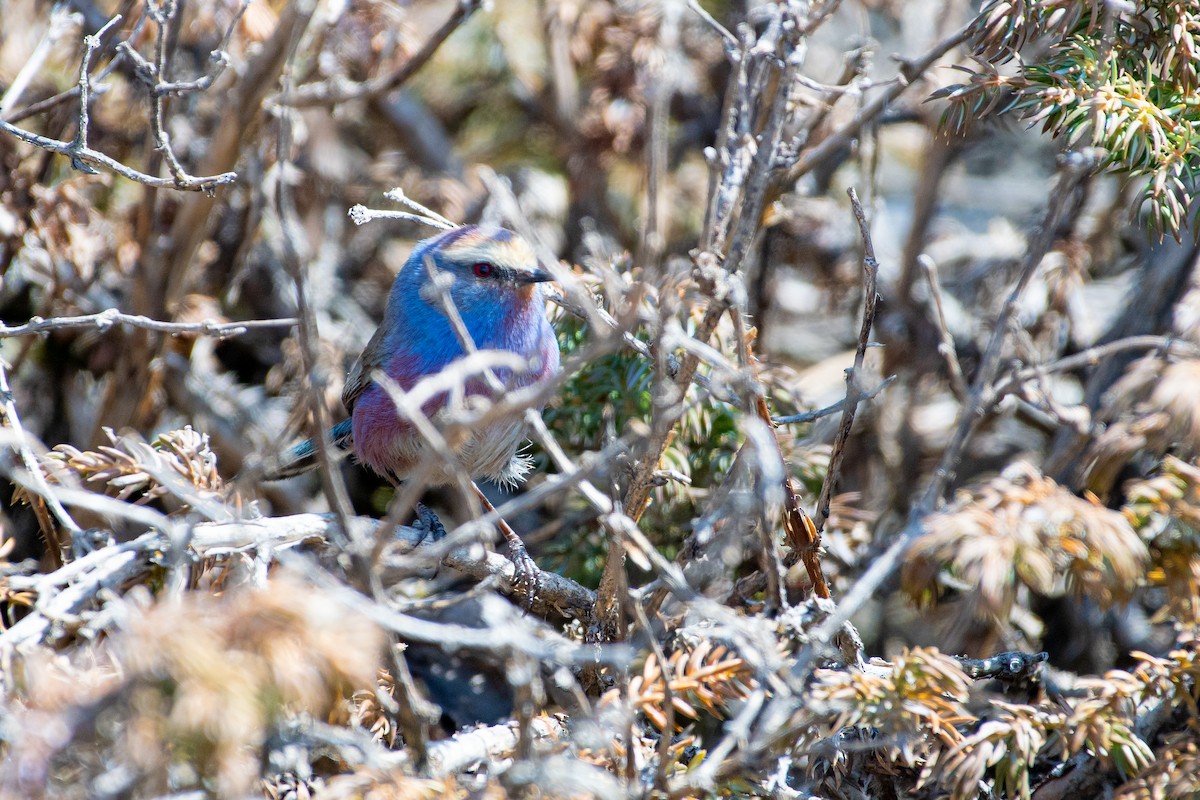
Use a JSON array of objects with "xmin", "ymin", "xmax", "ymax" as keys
[{"xmin": 472, "ymin": 262, "xmax": 494, "ymax": 278}]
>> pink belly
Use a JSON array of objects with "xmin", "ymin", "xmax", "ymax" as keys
[{"xmin": 351, "ymin": 378, "xmax": 534, "ymax": 485}]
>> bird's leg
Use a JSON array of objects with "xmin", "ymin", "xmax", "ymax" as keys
[
  {"xmin": 470, "ymin": 481, "xmax": 539, "ymax": 606},
  {"xmin": 411, "ymin": 502, "xmax": 447, "ymax": 543}
]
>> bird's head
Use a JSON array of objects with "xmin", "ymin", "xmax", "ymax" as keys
[{"xmin": 400, "ymin": 225, "xmax": 555, "ymax": 311}]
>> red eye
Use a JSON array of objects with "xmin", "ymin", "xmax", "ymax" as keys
[{"xmin": 472, "ymin": 262, "xmax": 494, "ymax": 278}]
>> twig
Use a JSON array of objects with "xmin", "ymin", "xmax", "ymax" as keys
[
  {"xmin": 782, "ymin": 22, "xmax": 973, "ymax": 185},
  {"xmin": 348, "ymin": 204, "xmax": 456, "ymax": 231},
  {"xmin": 383, "ymin": 187, "xmax": 458, "ymax": 229},
  {"xmin": 0, "ymin": 117, "xmax": 236, "ymax": 190},
  {"xmin": 0, "ymin": 361, "xmax": 82, "ymax": 541},
  {"xmin": 0, "ymin": 309, "xmax": 297, "ymax": 339},
  {"xmin": 686, "ymin": 0, "xmax": 737, "ymax": 50},
  {"xmin": 117, "ymin": 1, "xmax": 243, "ymax": 187},
  {"xmin": 812, "ymin": 188, "xmax": 881, "ymax": 533},
  {"xmin": 274, "ymin": 82, "xmax": 358, "ymax": 552},
  {"xmin": 774, "ymin": 375, "xmax": 896, "ymax": 425},
  {"xmin": 919, "ymin": 254, "xmax": 968, "ymax": 401},
  {"xmin": 71, "ymin": 15, "xmax": 124, "ymax": 170},
  {"xmin": 991, "ymin": 335, "xmax": 1200, "ymax": 398},
  {"xmin": 274, "ymin": 0, "xmax": 483, "ymax": 107},
  {"xmin": 0, "ymin": 12, "xmax": 237, "ymax": 192},
  {"xmin": 134, "ymin": 0, "xmax": 247, "ymax": 96}
]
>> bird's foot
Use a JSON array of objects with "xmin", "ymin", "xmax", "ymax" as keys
[
  {"xmin": 506, "ymin": 537, "xmax": 540, "ymax": 610},
  {"xmin": 412, "ymin": 502, "xmax": 447, "ymax": 543}
]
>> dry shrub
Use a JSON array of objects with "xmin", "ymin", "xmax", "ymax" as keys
[{"xmin": 2, "ymin": 577, "xmax": 384, "ymax": 798}]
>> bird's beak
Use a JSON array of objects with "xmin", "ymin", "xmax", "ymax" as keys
[{"xmin": 517, "ymin": 268, "xmax": 556, "ymax": 284}]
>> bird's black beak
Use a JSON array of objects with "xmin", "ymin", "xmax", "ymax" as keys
[{"xmin": 517, "ymin": 268, "xmax": 556, "ymax": 284}]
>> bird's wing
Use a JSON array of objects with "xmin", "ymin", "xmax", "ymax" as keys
[{"xmin": 342, "ymin": 325, "xmax": 389, "ymax": 413}]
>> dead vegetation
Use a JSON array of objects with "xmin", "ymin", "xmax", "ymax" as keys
[{"xmin": 1, "ymin": 0, "xmax": 1199, "ymax": 798}]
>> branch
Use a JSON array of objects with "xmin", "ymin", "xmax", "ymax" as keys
[
  {"xmin": 0, "ymin": 117, "xmax": 237, "ymax": 190},
  {"xmin": 0, "ymin": 309, "xmax": 297, "ymax": 339},
  {"xmin": 812, "ymin": 187, "xmax": 882, "ymax": 532},
  {"xmin": 274, "ymin": 0, "xmax": 483, "ymax": 107},
  {"xmin": 194, "ymin": 513, "xmax": 597, "ymax": 613},
  {"xmin": 991, "ymin": 335, "xmax": 1200, "ymax": 399},
  {"xmin": 0, "ymin": 12, "xmax": 237, "ymax": 192},
  {"xmin": 919, "ymin": 254, "xmax": 968, "ymax": 401},
  {"xmin": 427, "ymin": 714, "xmax": 570, "ymax": 776},
  {"xmin": 774, "ymin": 375, "xmax": 896, "ymax": 425},
  {"xmin": 0, "ymin": 511, "xmax": 598, "ymax": 660},
  {"xmin": 782, "ymin": 22, "xmax": 973, "ymax": 185}
]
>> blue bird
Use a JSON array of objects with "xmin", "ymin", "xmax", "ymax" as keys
[{"xmin": 270, "ymin": 225, "xmax": 560, "ymax": 575}]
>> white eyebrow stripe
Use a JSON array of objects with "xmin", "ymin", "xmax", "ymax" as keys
[{"xmin": 440, "ymin": 238, "xmax": 538, "ymax": 270}]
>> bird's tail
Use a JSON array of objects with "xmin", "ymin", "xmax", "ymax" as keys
[{"xmin": 262, "ymin": 418, "xmax": 355, "ymax": 479}]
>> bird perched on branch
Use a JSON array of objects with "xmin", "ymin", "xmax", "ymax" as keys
[{"xmin": 268, "ymin": 224, "xmax": 560, "ymax": 575}]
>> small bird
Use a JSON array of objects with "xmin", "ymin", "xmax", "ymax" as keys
[{"xmin": 270, "ymin": 225, "xmax": 560, "ymax": 573}]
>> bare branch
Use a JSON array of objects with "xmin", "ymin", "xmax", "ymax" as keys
[
  {"xmin": 812, "ymin": 187, "xmax": 882, "ymax": 533},
  {"xmin": 0, "ymin": 12, "xmax": 238, "ymax": 192},
  {"xmin": 774, "ymin": 375, "xmax": 896, "ymax": 425},
  {"xmin": 0, "ymin": 361, "xmax": 82, "ymax": 540},
  {"xmin": 919, "ymin": 254, "xmax": 968, "ymax": 401},
  {"xmin": 275, "ymin": 0, "xmax": 484, "ymax": 107},
  {"xmin": 0, "ymin": 309, "xmax": 297, "ymax": 339}
]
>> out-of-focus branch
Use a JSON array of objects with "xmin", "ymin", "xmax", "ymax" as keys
[
  {"xmin": 993, "ymin": 336, "xmax": 1200, "ymax": 399},
  {"xmin": 0, "ymin": 309, "xmax": 296, "ymax": 339},
  {"xmin": 812, "ymin": 188, "xmax": 882, "ymax": 532},
  {"xmin": 0, "ymin": 362, "xmax": 82, "ymax": 548},
  {"xmin": 427, "ymin": 714, "xmax": 571, "ymax": 777},
  {"xmin": 274, "ymin": 0, "xmax": 483, "ymax": 107},
  {"xmin": 0, "ymin": 6, "xmax": 82, "ymax": 119},
  {"xmin": 774, "ymin": 375, "xmax": 896, "ymax": 425},
  {"xmin": 919, "ymin": 254, "xmax": 968, "ymax": 401},
  {"xmin": 782, "ymin": 22, "xmax": 973, "ymax": 185}
]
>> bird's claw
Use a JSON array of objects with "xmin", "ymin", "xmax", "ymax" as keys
[
  {"xmin": 507, "ymin": 538, "xmax": 540, "ymax": 610},
  {"xmin": 412, "ymin": 502, "xmax": 447, "ymax": 543}
]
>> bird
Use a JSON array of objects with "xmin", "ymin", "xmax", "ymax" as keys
[{"xmin": 268, "ymin": 224, "xmax": 560, "ymax": 580}]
